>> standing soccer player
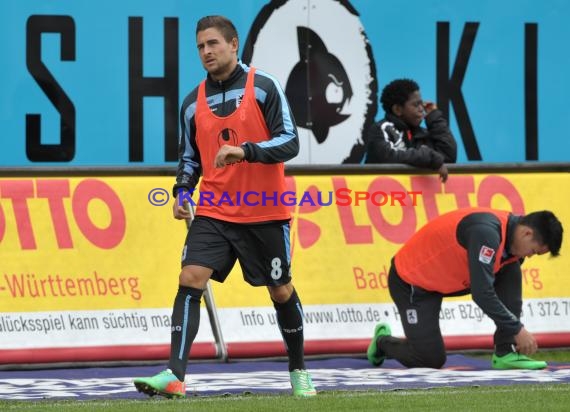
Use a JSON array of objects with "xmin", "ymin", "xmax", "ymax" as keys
[{"xmin": 134, "ymin": 15, "xmax": 316, "ymax": 398}]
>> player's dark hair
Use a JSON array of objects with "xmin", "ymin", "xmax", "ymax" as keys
[
  {"xmin": 520, "ymin": 211, "xmax": 563, "ymax": 256},
  {"xmin": 196, "ymin": 15, "xmax": 238, "ymax": 45},
  {"xmin": 380, "ymin": 79, "xmax": 420, "ymax": 115}
]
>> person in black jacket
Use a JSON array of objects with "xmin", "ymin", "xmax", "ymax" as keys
[{"xmin": 363, "ymin": 79, "xmax": 457, "ymax": 182}]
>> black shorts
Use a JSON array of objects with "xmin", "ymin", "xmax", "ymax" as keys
[{"xmin": 181, "ymin": 216, "xmax": 292, "ymax": 286}]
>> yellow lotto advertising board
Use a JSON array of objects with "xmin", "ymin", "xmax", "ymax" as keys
[
  {"xmin": 1, "ymin": 172, "xmax": 569, "ymax": 363},
  {"xmin": 210, "ymin": 172, "xmax": 570, "ymax": 349},
  {"xmin": 216, "ymin": 172, "xmax": 569, "ymax": 303},
  {"xmin": 1, "ymin": 177, "xmax": 184, "ymax": 311},
  {"xmin": 0, "ymin": 176, "xmax": 199, "ymax": 363}
]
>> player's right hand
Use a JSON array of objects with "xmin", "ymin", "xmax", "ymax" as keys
[
  {"xmin": 423, "ymin": 101, "xmax": 438, "ymax": 114},
  {"xmin": 173, "ymin": 193, "xmax": 192, "ymax": 220},
  {"xmin": 514, "ymin": 327, "xmax": 538, "ymax": 355}
]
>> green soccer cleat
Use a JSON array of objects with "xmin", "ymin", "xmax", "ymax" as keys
[
  {"xmin": 492, "ymin": 352, "xmax": 548, "ymax": 370},
  {"xmin": 290, "ymin": 369, "xmax": 317, "ymax": 397},
  {"xmin": 367, "ymin": 323, "xmax": 392, "ymax": 366},
  {"xmin": 133, "ymin": 369, "xmax": 186, "ymax": 398}
]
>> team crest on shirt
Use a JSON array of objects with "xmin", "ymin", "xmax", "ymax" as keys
[
  {"xmin": 218, "ymin": 127, "xmax": 238, "ymax": 147},
  {"xmin": 478, "ymin": 245, "xmax": 495, "ymax": 264},
  {"xmin": 236, "ymin": 94, "xmax": 244, "ymax": 108},
  {"xmin": 406, "ymin": 309, "xmax": 418, "ymax": 324}
]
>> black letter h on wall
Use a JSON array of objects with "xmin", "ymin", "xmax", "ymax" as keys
[{"xmin": 128, "ymin": 17, "xmax": 179, "ymax": 162}]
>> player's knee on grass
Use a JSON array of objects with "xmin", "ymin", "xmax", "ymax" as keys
[
  {"xmin": 424, "ymin": 353, "xmax": 447, "ymax": 369},
  {"xmin": 414, "ymin": 348, "xmax": 446, "ymax": 369},
  {"xmin": 409, "ymin": 340, "xmax": 447, "ymax": 369}
]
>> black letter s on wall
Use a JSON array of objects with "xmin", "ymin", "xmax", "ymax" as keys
[{"xmin": 26, "ymin": 15, "xmax": 76, "ymax": 162}]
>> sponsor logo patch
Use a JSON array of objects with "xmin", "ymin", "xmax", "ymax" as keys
[{"xmin": 479, "ymin": 245, "xmax": 495, "ymax": 264}]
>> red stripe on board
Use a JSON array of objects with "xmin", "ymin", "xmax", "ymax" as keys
[
  {"xmin": 446, "ymin": 333, "xmax": 570, "ymax": 350},
  {"xmin": 0, "ymin": 343, "xmax": 216, "ymax": 365},
  {"xmin": 228, "ymin": 333, "xmax": 570, "ymax": 358},
  {"xmin": 1, "ymin": 333, "xmax": 568, "ymax": 364}
]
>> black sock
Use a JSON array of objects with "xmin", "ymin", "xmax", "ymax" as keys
[
  {"xmin": 495, "ymin": 343, "xmax": 516, "ymax": 356},
  {"xmin": 168, "ymin": 286, "xmax": 203, "ymax": 381},
  {"xmin": 273, "ymin": 289, "xmax": 305, "ymax": 372}
]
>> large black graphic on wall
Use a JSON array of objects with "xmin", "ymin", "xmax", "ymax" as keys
[
  {"xmin": 286, "ymin": 27, "xmax": 353, "ymax": 144},
  {"xmin": 242, "ymin": 0, "xmax": 377, "ymax": 164}
]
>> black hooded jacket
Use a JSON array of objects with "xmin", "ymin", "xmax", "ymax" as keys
[{"xmin": 363, "ymin": 110, "xmax": 457, "ymax": 169}]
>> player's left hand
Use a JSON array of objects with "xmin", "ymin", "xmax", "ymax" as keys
[{"xmin": 214, "ymin": 145, "xmax": 245, "ymax": 168}]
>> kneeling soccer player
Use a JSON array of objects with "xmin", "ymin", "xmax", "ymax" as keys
[{"xmin": 367, "ymin": 207, "xmax": 563, "ymax": 370}]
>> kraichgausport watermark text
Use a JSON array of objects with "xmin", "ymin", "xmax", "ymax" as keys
[{"xmin": 147, "ymin": 188, "xmax": 422, "ymax": 207}]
